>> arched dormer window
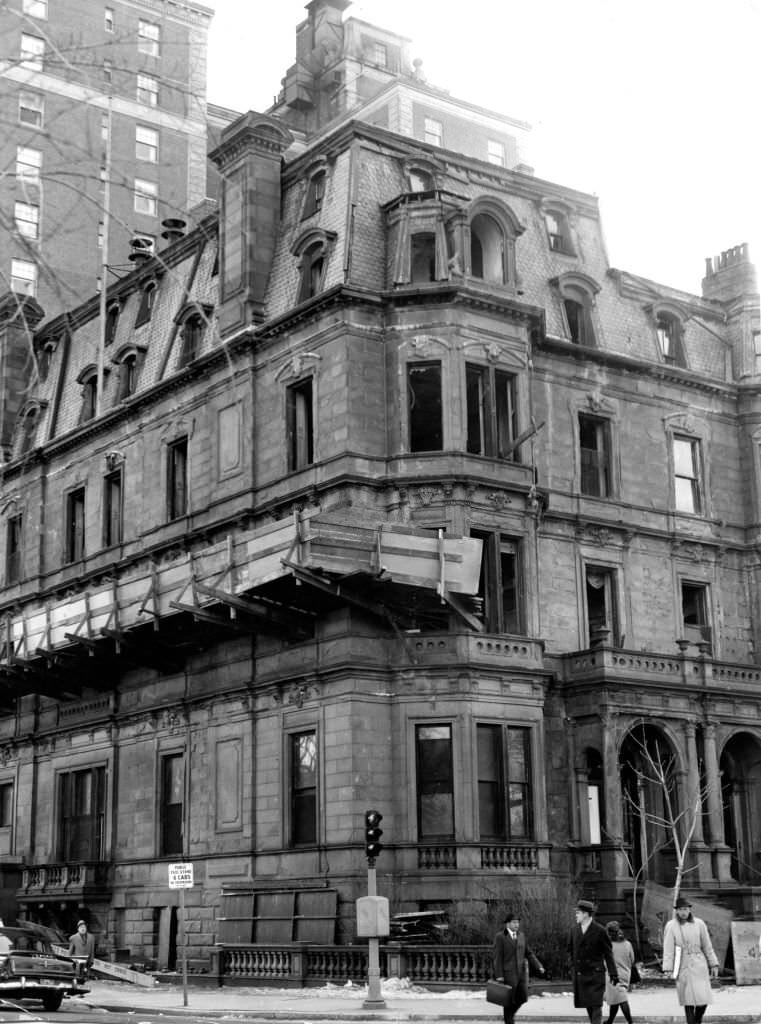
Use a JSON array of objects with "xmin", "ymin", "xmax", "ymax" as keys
[
  {"xmin": 292, "ymin": 229, "xmax": 335, "ymax": 305},
  {"xmin": 16, "ymin": 401, "xmax": 45, "ymax": 456},
  {"xmin": 112, "ymin": 343, "xmax": 146, "ymax": 400},
  {"xmin": 34, "ymin": 334, "xmax": 59, "ymax": 382},
  {"xmin": 134, "ymin": 280, "xmax": 158, "ymax": 328},
  {"xmin": 173, "ymin": 302, "xmax": 212, "ymax": 368},
  {"xmin": 104, "ymin": 302, "xmax": 120, "ymax": 346},
  {"xmin": 76, "ymin": 365, "xmax": 107, "ymax": 422},
  {"xmin": 401, "ymin": 156, "xmax": 442, "ymax": 195},
  {"xmin": 301, "ymin": 158, "xmax": 328, "ymax": 220},
  {"xmin": 468, "ymin": 200, "xmax": 524, "ymax": 287},
  {"xmin": 552, "ymin": 272, "xmax": 601, "ymax": 347},
  {"xmin": 648, "ymin": 303, "xmax": 688, "ymax": 367}
]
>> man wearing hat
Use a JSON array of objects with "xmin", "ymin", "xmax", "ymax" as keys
[
  {"xmin": 662, "ymin": 896, "xmax": 719, "ymax": 1024},
  {"xmin": 67, "ymin": 920, "xmax": 95, "ymax": 976},
  {"xmin": 493, "ymin": 910, "xmax": 545, "ymax": 1024},
  {"xmin": 569, "ymin": 899, "xmax": 619, "ymax": 1024}
]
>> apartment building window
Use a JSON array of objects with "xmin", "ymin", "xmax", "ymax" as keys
[
  {"xmin": 681, "ymin": 581, "xmax": 711, "ymax": 648},
  {"xmin": 58, "ymin": 767, "xmax": 105, "ymax": 861},
  {"xmin": 138, "ymin": 19, "xmax": 160, "ymax": 56},
  {"xmin": 424, "ymin": 117, "xmax": 443, "ymax": 147},
  {"xmin": 477, "ymin": 724, "xmax": 532, "ymax": 840},
  {"xmin": 579, "ymin": 413, "xmax": 611, "ymax": 497},
  {"xmin": 18, "ymin": 90, "xmax": 43, "ymax": 127},
  {"xmin": 286, "ymin": 378, "xmax": 314, "ymax": 471},
  {"xmin": 136, "ymin": 125, "xmax": 158, "ymax": 162},
  {"xmin": 466, "ymin": 364, "xmax": 517, "ymax": 459},
  {"xmin": 134, "ymin": 178, "xmax": 158, "ymax": 216},
  {"xmin": 470, "ymin": 206, "xmax": 520, "ymax": 286},
  {"xmin": 544, "ymin": 209, "xmax": 574, "ymax": 254},
  {"xmin": 10, "ymin": 259, "xmax": 37, "ymax": 296},
  {"xmin": 104, "ymin": 7, "xmax": 114, "ymax": 31},
  {"xmin": 103, "ymin": 468, "xmax": 123, "ymax": 546},
  {"xmin": 6, "ymin": 514, "xmax": 23, "ymax": 585},
  {"xmin": 564, "ymin": 289, "xmax": 596, "ymax": 345},
  {"xmin": 586, "ymin": 566, "xmax": 618, "ymax": 646},
  {"xmin": 16, "ymin": 145, "xmax": 41, "ymax": 183},
  {"xmin": 65, "ymin": 487, "xmax": 86, "ymax": 562},
  {"xmin": 160, "ymin": 754, "xmax": 183, "ymax": 856},
  {"xmin": 0, "ymin": 783, "xmax": 12, "ymax": 829},
  {"xmin": 408, "ymin": 361, "xmax": 442, "ymax": 452},
  {"xmin": 673, "ymin": 435, "xmax": 702, "ymax": 514},
  {"xmin": 103, "ymin": 303, "xmax": 119, "ymax": 346},
  {"xmin": 370, "ymin": 41, "xmax": 387, "ymax": 66},
  {"xmin": 20, "ymin": 33, "xmax": 44, "ymax": 70},
  {"xmin": 117, "ymin": 353, "xmax": 140, "ymax": 399},
  {"xmin": 23, "ymin": 0, "xmax": 47, "ymax": 16},
  {"xmin": 167, "ymin": 437, "xmax": 188, "ymax": 520},
  {"xmin": 14, "ymin": 201, "xmax": 39, "ymax": 240},
  {"xmin": 302, "ymin": 170, "xmax": 326, "ymax": 218},
  {"xmin": 136, "ymin": 73, "xmax": 159, "ymax": 106},
  {"xmin": 473, "ymin": 532, "xmax": 523, "ymax": 634},
  {"xmin": 416, "ymin": 724, "xmax": 454, "ymax": 839},
  {"xmin": 290, "ymin": 731, "xmax": 317, "ymax": 846},
  {"xmin": 487, "ymin": 139, "xmax": 506, "ymax": 167}
]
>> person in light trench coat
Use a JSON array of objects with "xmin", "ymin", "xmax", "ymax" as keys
[{"xmin": 662, "ymin": 896, "xmax": 719, "ymax": 1024}]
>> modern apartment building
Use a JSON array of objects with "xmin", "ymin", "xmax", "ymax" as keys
[
  {"xmin": 0, "ymin": 0, "xmax": 212, "ymax": 315},
  {"xmin": 0, "ymin": 0, "xmax": 757, "ymax": 977}
]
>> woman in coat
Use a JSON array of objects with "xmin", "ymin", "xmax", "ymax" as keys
[
  {"xmin": 604, "ymin": 921, "xmax": 635, "ymax": 1024},
  {"xmin": 662, "ymin": 896, "xmax": 719, "ymax": 1024},
  {"xmin": 493, "ymin": 910, "xmax": 545, "ymax": 1024}
]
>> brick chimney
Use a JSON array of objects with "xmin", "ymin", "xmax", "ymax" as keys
[
  {"xmin": 0, "ymin": 293, "xmax": 45, "ymax": 460},
  {"xmin": 702, "ymin": 243, "xmax": 757, "ymax": 303},
  {"xmin": 209, "ymin": 111, "xmax": 293, "ymax": 334}
]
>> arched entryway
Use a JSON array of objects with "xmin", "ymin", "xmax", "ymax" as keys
[
  {"xmin": 620, "ymin": 724, "xmax": 679, "ymax": 883},
  {"xmin": 720, "ymin": 732, "xmax": 761, "ymax": 883}
]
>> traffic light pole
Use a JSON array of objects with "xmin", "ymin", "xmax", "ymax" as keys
[{"xmin": 363, "ymin": 861, "xmax": 386, "ymax": 1009}]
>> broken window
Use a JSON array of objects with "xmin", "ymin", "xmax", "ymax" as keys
[
  {"xmin": 466, "ymin": 364, "xmax": 518, "ymax": 459},
  {"xmin": 286, "ymin": 378, "xmax": 314, "ymax": 471},
  {"xmin": 682, "ymin": 581, "xmax": 711, "ymax": 648},
  {"xmin": 585, "ymin": 566, "xmax": 618, "ymax": 646},
  {"xmin": 579, "ymin": 413, "xmax": 611, "ymax": 497},
  {"xmin": 410, "ymin": 232, "xmax": 437, "ymax": 283},
  {"xmin": 416, "ymin": 724, "xmax": 454, "ymax": 839},
  {"xmin": 473, "ymin": 532, "xmax": 523, "ymax": 634},
  {"xmin": 407, "ymin": 361, "xmax": 442, "ymax": 452}
]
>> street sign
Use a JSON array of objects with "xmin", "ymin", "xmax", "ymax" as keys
[{"xmin": 168, "ymin": 863, "xmax": 194, "ymax": 889}]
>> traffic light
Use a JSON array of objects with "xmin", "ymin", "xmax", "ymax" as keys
[{"xmin": 364, "ymin": 809, "xmax": 383, "ymax": 861}]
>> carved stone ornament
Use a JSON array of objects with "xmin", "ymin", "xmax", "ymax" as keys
[
  {"xmin": 585, "ymin": 391, "xmax": 613, "ymax": 414},
  {"xmin": 489, "ymin": 491, "xmax": 512, "ymax": 510},
  {"xmin": 406, "ymin": 334, "xmax": 451, "ymax": 356},
  {"xmin": 575, "ymin": 524, "xmax": 612, "ymax": 546},
  {"xmin": 417, "ymin": 486, "xmax": 438, "ymax": 506}
]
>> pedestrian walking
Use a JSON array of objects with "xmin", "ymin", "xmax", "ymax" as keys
[
  {"xmin": 67, "ymin": 920, "xmax": 95, "ymax": 976},
  {"xmin": 569, "ymin": 899, "xmax": 620, "ymax": 1024},
  {"xmin": 492, "ymin": 910, "xmax": 545, "ymax": 1024},
  {"xmin": 604, "ymin": 921, "xmax": 635, "ymax": 1024},
  {"xmin": 662, "ymin": 896, "xmax": 719, "ymax": 1024}
]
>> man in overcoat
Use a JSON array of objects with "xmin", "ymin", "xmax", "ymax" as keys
[
  {"xmin": 662, "ymin": 896, "xmax": 719, "ymax": 1024},
  {"xmin": 569, "ymin": 899, "xmax": 619, "ymax": 1024},
  {"xmin": 493, "ymin": 911, "xmax": 545, "ymax": 1024}
]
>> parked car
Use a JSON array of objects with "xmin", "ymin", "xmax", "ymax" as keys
[
  {"xmin": 390, "ymin": 910, "xmax": 448, "ymax": 943},
  {"xmin": 0, "ymin": 925, "xmax": 89, "ymax": 1011}
]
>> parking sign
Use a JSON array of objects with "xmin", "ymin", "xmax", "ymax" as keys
[{"xmin": 168, "ymin": 863, "xmax": 194, "ymax": 889}]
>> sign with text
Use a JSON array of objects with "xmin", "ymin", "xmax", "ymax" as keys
[{"xmin": 168, "ymin": 863, "xmax": 194, "ymax": 889}]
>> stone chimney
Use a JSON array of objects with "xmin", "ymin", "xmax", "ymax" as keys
[
  {"xmin": 209, "ymin": 111, "xmax": 293, "ymax": 334},
  {"xmin": 702, "ymin": 244, "xmax": 760, "ymax": 380},
  {"xmin": 0, "ymin": 293, "xmax": 45, "ymax": 460}
]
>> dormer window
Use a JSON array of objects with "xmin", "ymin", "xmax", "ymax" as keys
[
  {"xmin": 544, "ymin": 209, "xmax": 574, "ymax": 254},
  {"xmin": 135, "ymin": 281, "xmax": 157, "ymax": 327},
  {"xmin": 553, "ymin": 272, "xmax": 601, "ymax": 347},
  {"xmin": 105, "ymin": 303, "xmax": 120, "ymax": 345},
  {"xmin": 79, "ymin": 372, "xmax": 98, "ymax": 422},
  {"xmin": 468, "ymin": 201, "xmax": 523, "ymax": 287},
  {"xmin": 409, "ymin": 169, "xmax": 434, "ymax": 192},
  {"xmin": 179, "ymin": 315, "xmax": 202, "ymax": 366},
  {"xmin": 293, "ymin": 229, "xmax": 335, "ymax": 305},
  {"xmin": 655, "ymin": 312, "xmax": 686, "ymax": 367},
  {"xmin": 302, "ymin": 170, "xmax": 326, "ymax": 219},
  {"xmin": 411, "ymin": 232, "xmax": 437, "ymax": 283},
  {"xmin": 18, "ymin": 406, "xmax": 39, "ymax": 455}
]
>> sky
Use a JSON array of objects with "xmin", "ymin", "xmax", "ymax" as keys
[{"xmin": 205, "ymin": 0, "xmax": 760, "ymax": 295}]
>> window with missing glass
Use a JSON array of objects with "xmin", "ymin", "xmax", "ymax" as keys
[
  {"xmin": 477, "ymin": 724, "xmax": 533, "ymax": 840},
  {"xmin": 160, "ymin": 753, "xmax": 183, "ymax": 855},
  {"xmin": 408, "ymin": 361, "xmax": 442, "ymax": 452},
  {"xmin": 579, "ymin": 413, "xmax": 611, "ymax": 497},
  {"xmin": 466, "ymin": 364, "xmax": 518, "ymax": 459},
  {"xmin": 58, "ymin": 766, "xmax": 106, "ymax": 861}
]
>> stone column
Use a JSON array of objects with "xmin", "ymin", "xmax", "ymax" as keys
[
  {"xmin": 703, "ymin": 722, "xmax": 733, "ymax": 882},
  {"xmin": 683, "ymin": 721, "xmax": 713, "ymax": 882}
]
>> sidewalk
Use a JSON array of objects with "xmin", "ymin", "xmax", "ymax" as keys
[{"xmin": 76, "ymin": 977, "xmax": 761, "ymax": 1022}]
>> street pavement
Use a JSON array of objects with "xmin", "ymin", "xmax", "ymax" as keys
[{"xmin": 75, "ymin": 977, "xmax": 761, "ymax": 1022}]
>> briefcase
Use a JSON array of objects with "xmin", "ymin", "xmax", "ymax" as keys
[{"xmin": 486, "ymin": 980, "xmax": 512, "ymax": 1006}]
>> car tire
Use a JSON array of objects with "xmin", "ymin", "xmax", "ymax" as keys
[{"xmin": 42, "ymin": 992, "xmax": 64, "ymax": 1011}]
